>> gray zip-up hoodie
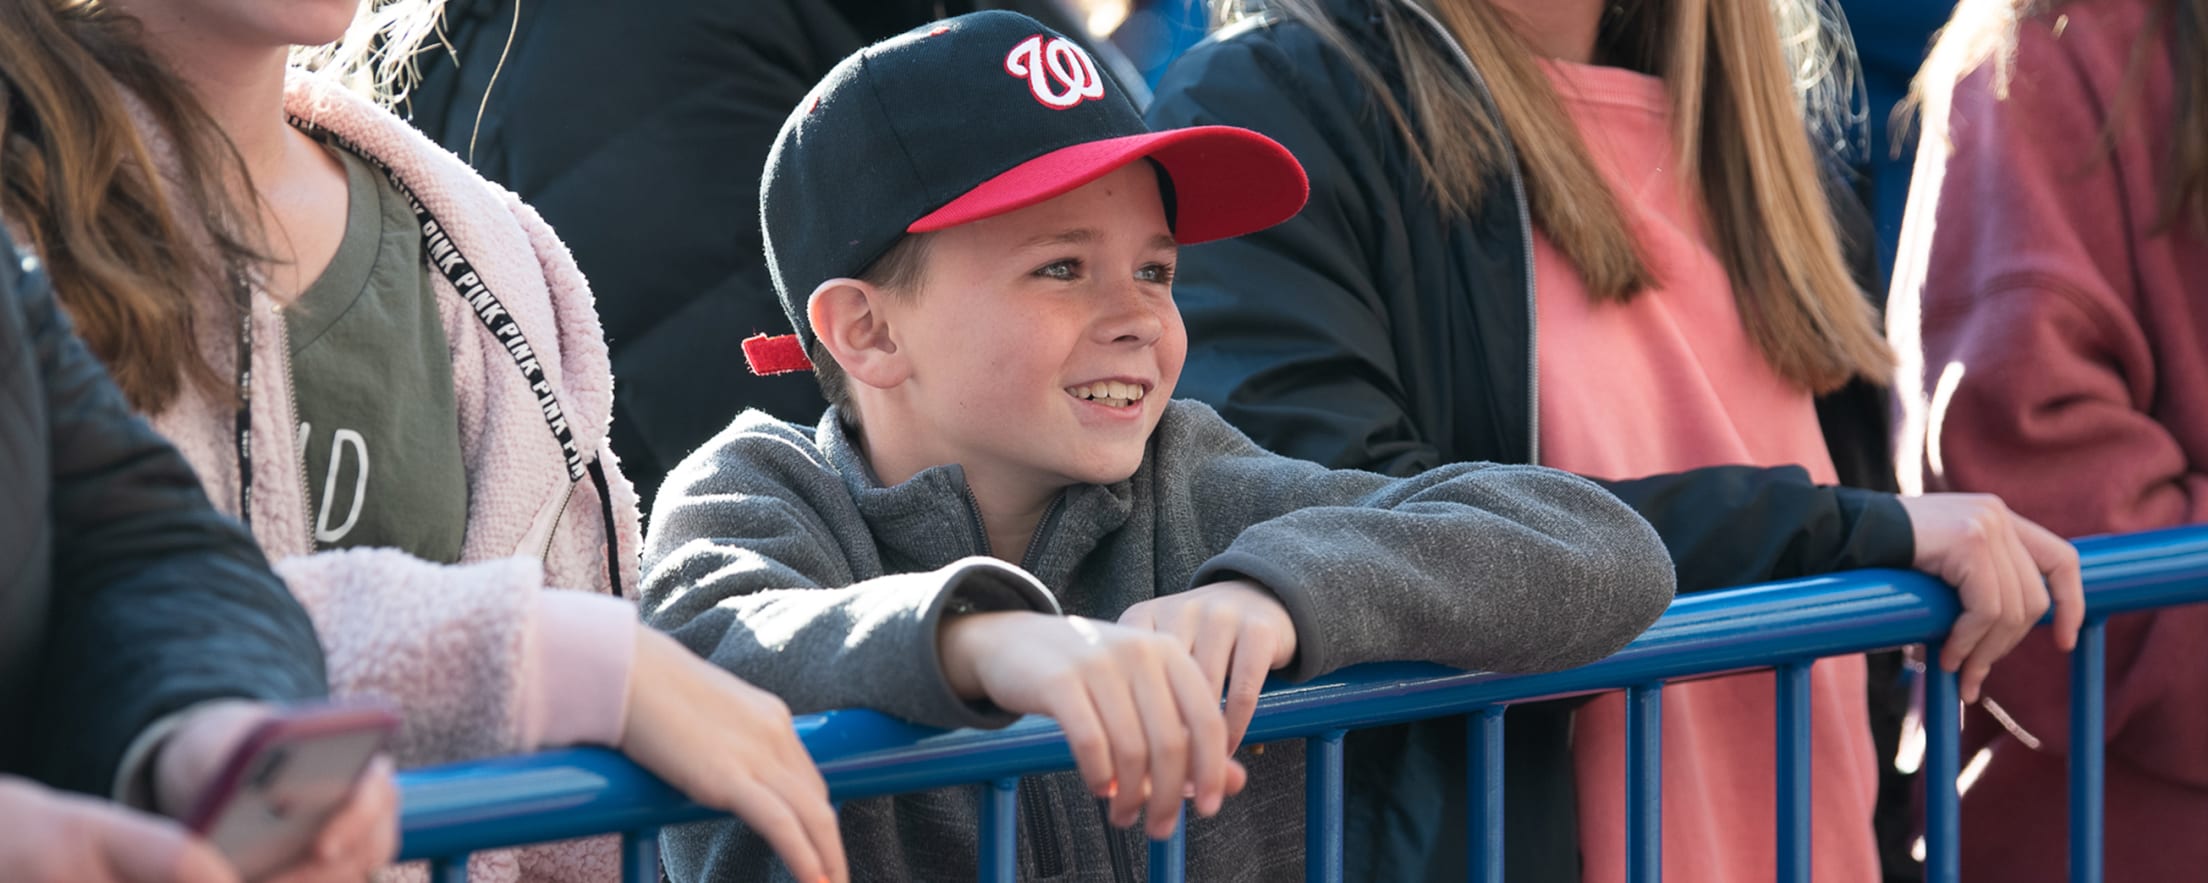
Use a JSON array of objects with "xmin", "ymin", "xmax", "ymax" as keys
[{"xmin": 640, "ymin": 400, "xmax": 1675, "ymax": 882}]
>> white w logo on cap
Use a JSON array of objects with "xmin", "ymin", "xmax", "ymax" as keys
[{"xmin": 1003, "ymin": 35, "xmax": 1105, "ymax": 109}]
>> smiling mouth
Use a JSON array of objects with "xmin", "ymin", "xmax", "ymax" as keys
[{"xmin": 1066, "ymin": 381, "xmax": 1148, "ymax": 409}]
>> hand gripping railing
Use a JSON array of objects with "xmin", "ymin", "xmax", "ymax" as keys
[{"xmin": 394, "ymin": 525, "xmax": 2208, "ymax": 883}]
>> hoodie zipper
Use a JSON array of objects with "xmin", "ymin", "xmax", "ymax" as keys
[
  {"xmin": 962, "ymin": 488, "xmax": 1084, "ymax": 878},
  {"xmin": 270, "ymin": 305, "xmax": 316, "ymax": 547},
  {"xmin": 1017, "ymin": 494, "xmax": 1067, "ymax": 573},
  {"xmin": 1101, "ymin": 804, "xmax": 1135, "ymax": 883},
  {"xmin": 1395, "ymin": 0, "xmax": 1542, "ymax": 463},
  {"xmin": 1005, "ymin": 491, "xmax": 1125, "ymax": 883}
]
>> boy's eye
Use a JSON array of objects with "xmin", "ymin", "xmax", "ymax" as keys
[
  {"xmin": 1136, "ymin": 262, "xmax": 1176, "ymax": 286},
  {"xmin": 1034, "ymin": 259, "xmax": 1082, "ymax": 281}
]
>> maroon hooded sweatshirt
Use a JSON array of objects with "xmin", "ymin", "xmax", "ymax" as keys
[{"xmin": 1892, "ymin": 0, "xmax": 2208, "ymax": 879}]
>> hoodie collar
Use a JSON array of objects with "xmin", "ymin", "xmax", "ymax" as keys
[{"xmin": 814, "ymin": 407, "xmax": 1136, "ymax": 583}]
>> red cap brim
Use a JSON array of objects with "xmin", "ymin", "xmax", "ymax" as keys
[{"xmin": 905, "ymin": 126, "xmax": 1309, "ymax": 244}]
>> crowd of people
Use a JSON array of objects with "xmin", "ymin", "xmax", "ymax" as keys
[{"xmin": 0, "ymin": 0, "xmax": 2197, "ymax": 881}]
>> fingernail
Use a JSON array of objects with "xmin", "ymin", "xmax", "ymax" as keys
[
  {"xmin": 1105, "ymin": 779, "xmax": 1118, "ymax": 799},
  {"xmin": 1181, "ymin": 783, "xmax": 1197, "ymax": 799}
]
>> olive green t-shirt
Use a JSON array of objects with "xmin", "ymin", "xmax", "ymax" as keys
[{"xmin": 285, "ymin": 150, "xmax": 468, "ymax": 563}]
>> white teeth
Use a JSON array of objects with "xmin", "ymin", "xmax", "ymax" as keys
[{"xmin": 1065, "ymin": 382, "xmax": 1147, "ymax": 406}]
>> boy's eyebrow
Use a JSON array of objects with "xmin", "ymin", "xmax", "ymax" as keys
[
  {"xmin": 1017, "ymin": 229, "xmax": 1097, "ymax": 249},
  {"xmin": 1013, "ymin": 229, "xmax": 1180, "ymax": 251}
]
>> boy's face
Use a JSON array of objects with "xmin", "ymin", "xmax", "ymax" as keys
[{"xmin": 884, "ymin": 162, "xmax": 1185, "ymax": 492}]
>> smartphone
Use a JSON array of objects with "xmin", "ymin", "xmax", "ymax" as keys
[{"xmin": 181, "ymin": 704, "xmax": 400, "ymax": 879}]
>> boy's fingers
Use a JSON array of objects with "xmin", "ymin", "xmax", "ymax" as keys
[
  {"xmin": 1222, "ymin": 634, "xmax": 1272, "ymax": 752},
  {"xmin": 1127, "ymin": 659, "xmax": 1192, "ymax": 838},
  {"xmin": 1084, "ymin": 671, "xmax": 1147, "ymax": 821},
  {"xmin": 1161, "ymin": 655, "xmax": 1228, "ymax": 818},
  {"xmin": 1051, "ymin": 691, "xmax": 1116, "ymax": 798},
  {"xmin": 1191, "ymin": 610, "xmax": 1236, "ymax": 704},
  {"xmin": 729, "ymin": 778, "xmax": 826, "ymax": 883}
]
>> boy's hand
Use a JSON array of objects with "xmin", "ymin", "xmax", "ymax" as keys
[
  {"xmin": 940, "ymin": 612, "xmax": 1245, "ymax": 839},
  {"xmin": 1117, "ymin": 580, "xmax": 1296, "ymax": 753},
  {"xmin": 1898, "ymin": 493, "xmax": 2084, "ymax": 704}
]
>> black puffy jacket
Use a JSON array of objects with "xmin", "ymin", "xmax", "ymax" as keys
[
  {"xmin": 1149, "ymin": 1, "xmax": 1913, "ymax": 880},
  {"xmin": 0, "ymin": 230, "xmax": 326, "ymax": 797}
]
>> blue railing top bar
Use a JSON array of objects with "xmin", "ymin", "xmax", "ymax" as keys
[{"xmin": 395, "ymin": 524, "xmax": 2208, "ymax": 861}]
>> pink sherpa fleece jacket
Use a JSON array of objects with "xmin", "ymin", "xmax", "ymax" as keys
[{"xmin": 135, "ymin": 72, "xmax": 647, "ymax": 882}]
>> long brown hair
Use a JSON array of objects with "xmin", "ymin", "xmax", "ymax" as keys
[
  {"xmin": 0, "ymin": 0, "xmax": 260, "ymax": 412},
  {"xmin": 1228, "ymin": 0, "xmax": 1894, "ymax": 393},
  {"xmin": 1912, "ymin": 0, "xmax": 2207, "ymax": 235}
]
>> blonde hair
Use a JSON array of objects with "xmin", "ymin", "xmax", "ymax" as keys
[
  {"xmin": 1232, "ymin": 0, "xmax": 1893, "ymax": 393},
  {"xmin": 291, "ymin": 0, "xmax": 450, "ymax": 105},
  {"xmin": 1910, "ymin": 0, "xmax": 2206, "ymax": 235}
]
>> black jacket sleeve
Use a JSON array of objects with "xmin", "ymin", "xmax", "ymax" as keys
[
  {"xmin": 1599, "ymin": 467, "xmax": 1913, "ymax": 593},
  {"xmin": 1151, "ymin": 28, "xmax": 1915, "ymax": 597},
  {"xmin": 4, "ymin": 246, "xmax": 326, "ymax": 796}
]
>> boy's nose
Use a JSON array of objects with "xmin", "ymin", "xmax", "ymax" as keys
[{"xmin": 1094, "ymin": 281, "xmax": 1167, "ymax": 346}]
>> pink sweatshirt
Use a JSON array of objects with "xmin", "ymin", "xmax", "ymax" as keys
[
  {"xmin": 1891, "ymin": 1, "xmax": 2208, "ymax": 878},
  {"xmin": 1533, "ymin": 61, "xmax": 1882, "ymax": 883},
  {"xmin": 132, "ymin": 73, "xmax": 647, "ymax": 882}
]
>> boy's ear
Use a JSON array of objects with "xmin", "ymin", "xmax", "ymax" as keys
[{"xmin": 807, "ymin": 278, "xmax": 909, "ymax": 389}]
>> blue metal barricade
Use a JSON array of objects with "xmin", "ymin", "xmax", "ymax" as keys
[{"xmin": 395, "ymin": 525, "xmax": 2208, "ymax": 882}]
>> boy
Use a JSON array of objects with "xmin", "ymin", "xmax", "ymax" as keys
[{"xmin": 639, "ymin": 11, "xmax": 1675, "ymax": 881}]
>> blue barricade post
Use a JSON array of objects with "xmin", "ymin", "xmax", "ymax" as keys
[
  {"xmin": 392, "ymin": 526, "xmax": 2208, "ymax": 883},
  {"xmin": 1469, "ymin": 706, "xmax": 1507, "ymax": 883},
  {"xmin": 1775, "ymin": 661, "xmax": 1812, "ymax": 883}
]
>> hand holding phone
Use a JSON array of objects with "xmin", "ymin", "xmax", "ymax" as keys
[
  {"xmin": 0, "ymin": 775, "xmax": 238, "ymax": 883},
  {"xmin": 165, "ymin": 702, "xmax": 399, "ymax": 880}
]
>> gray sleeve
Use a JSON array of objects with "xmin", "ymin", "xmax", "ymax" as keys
[
  {"xmin": 1166, "ymin": 404, "xmax": 1676, "ymax": 680},
  {"xmin": 640, "ymin": 426, "xmax": 1059, "ymax": 730}
]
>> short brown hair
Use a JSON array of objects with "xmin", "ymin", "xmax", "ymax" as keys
[{"xmin": 810, "ymin": 231, "xmax": 934, "ymax": 413}]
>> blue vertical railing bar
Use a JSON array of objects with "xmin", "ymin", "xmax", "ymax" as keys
[
  {"xmin": 1922, "ymin": 650, "xmax": 1960, "ymax": 883},
  {"xmin": 1149, "ymin": 805, "xmax": 1186, "ymax": 883},
  {"xmin": 429, "ymin": 855, "xmax": 468, "ymax": 883},
  {"xmin": 977, "ymin": 778, "xmax": 1018, "ymax": 882},
  {"xmin": 1305, "ymin": 731, "xmax": 1345, "ymax": 883},
  {"xmin": 1775, "ymin": 663, "xmax": 1811, "ymax": 883},
  {"xmin": 1625, "ymin": 684, "xmax": 1662, "ymax": 883},
  {"xmin": 1469, "ymin": 707, "xmax": 1507, "ymax": 883},
  {"xmin": 2070, "ymin": 620, "xmax": 2107, "ymax": 883},
  {"xmin": 621, "ymin": 829, "xmax": 659, "ymax": 883}
]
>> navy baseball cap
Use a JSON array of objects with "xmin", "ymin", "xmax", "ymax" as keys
[{"xmin": 745, "ymin": 9, "xmax": 1309, "ymax": 375}]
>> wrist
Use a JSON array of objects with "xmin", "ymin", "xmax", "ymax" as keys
[
  {"xmin": 152, "ymin": 700, "xmax": 270, "ymax": 820},
  {"xmin": 939, "ymin": 610, "xmax": 1029, "ymax": 700}
]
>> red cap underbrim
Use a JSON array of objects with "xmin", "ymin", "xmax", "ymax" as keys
[{"xmin": 905, "ymin": 126, "xmax": 1309, "ymax": 244}]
